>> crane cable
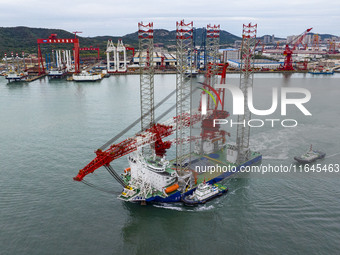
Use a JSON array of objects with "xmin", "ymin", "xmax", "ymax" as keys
[
  {"xmin": 81, "ymin": 85, "xmax": 201, "ymax": 190},
  {"xmin": 99, "ymin": 88, "xmax": 177, "ymax": 150},
  {"xmin": 81, "ymin": 180, "xmax": 117, "ymax": 195},
  {"xmin": 99, "ymin": 86, "xmax": 200, "ymax": 150}
]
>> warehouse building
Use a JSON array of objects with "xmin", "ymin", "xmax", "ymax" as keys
[{"xmin": 227, "ymin": 59, "xmax": 281, "ymax": 69}]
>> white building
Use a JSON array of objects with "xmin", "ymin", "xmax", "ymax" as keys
[
  {"xmin": 133, "ymin": 51, "xmax": 177, "ymax": 67},
  {"xmin": 220, "ymin": 48, "xmax": 240, "ymax": 63},
  {"xmin": 227, "ymin": 59, "xmax": 281, "ymax": 69}
]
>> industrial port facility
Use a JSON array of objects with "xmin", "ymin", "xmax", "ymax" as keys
[
  {"xmin": 1, "ymin": 24, "xmax": 340, "ymax": 82},
  {"xmin": 1, "ymin": 22, "xmax": 339, "ymax": 204}
]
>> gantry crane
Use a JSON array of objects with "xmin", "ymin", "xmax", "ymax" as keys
[{"xmin": 37, "ymin": 34, "xmax": 80, "ymax": 74}]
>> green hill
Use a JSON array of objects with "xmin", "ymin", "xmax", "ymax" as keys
[{"xmin": 0, "ymin": 26, "xmax": 242, "ymax": 57}]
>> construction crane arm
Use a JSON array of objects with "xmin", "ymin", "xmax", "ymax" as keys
[
  {"xmin": 73, "ymin": 111, "xmax": 203, "ymax": 181},
  {"xmin": 289, "ymin": 28, "xmax": 313, "ymax": 50}
]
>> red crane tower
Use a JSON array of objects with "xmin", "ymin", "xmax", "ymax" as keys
[
  {"xmin": 72, "ymin": 31, "xmax": 82, "ymax": 38},
  {"xmin": 280, "ymin": 28, "xmax": 313, "ymax": 71}
]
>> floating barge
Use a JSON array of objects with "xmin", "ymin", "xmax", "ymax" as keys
[
  {"xmin": 71, "ymin": 71, "xmax": 104, "ymax": 81},
  {"xmin": 5, "ymin": 71, "xmax": 29, "ymax": 82}
]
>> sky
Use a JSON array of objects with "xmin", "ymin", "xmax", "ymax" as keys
[{"xmin": 0, "ymin": 0, "xmax": 339, "ymax": 38}]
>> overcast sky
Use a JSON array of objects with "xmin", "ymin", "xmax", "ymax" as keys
[{"xmin": 0, "ymin": 0, "xmax": 339, "ymax": 38}]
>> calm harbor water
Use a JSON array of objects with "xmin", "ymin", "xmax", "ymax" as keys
[{"xmin": 1, "ymin": 73, "xmax": 340, "ymax": 254}]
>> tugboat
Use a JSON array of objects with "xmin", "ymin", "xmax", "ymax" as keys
[
  {"xmin": 294, "ymin": 145, "xmax": 326, "ymax": 164},
  {"xmin": 181, "ymin": 181, "xmax": 228, "ymax": 206}
]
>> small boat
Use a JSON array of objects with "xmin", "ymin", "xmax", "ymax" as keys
[
  {"xmin": 185, "ymin": 67, "xmax": 199, "ymax": 77},
  {"xmin": 48, "ymin": 68, "xmax": 67, "ymax": 79},
  {"xmin": 5, "ymin": 70, "xmax": 28, "ymax": 82},
  {"xmin": 294, "ymin": 145, "xmax": 326, "ymax": 164},
  {"xmin": 72, "ymin": 71, "xmax": 103, "ymax": 82},
  {"xmin": 308, "ymin": 68, "xmax": 334, "ymax": 75},
  {"xmin": 181, "ymin": 182, "xmax": 228, "ymax": 206}
]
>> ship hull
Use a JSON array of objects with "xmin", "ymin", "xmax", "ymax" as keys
[
  {"xmin": 294, "ymin": 151, "xmax": 325, "ymax": 164},
  {"xmin": 72, "ymin": 73, "xmax": 103, "ymax": 82},
  {"xmin": 5, "ymin": 75, "xmax": 28, "ymax": 82},
  {"xmin": 144, "ymin": 154, "xmax": 262, "ymax": 203}
]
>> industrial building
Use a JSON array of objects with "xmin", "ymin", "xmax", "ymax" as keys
[
  {"xmin": 133, "ymin": 51, "xmax": 176, "ymax": 67},
  {"xmin": 227, "ymin": 59, "xmax": 281, "ymax": 69},
  {"xmin": 220, "ymin": 48, "xmax": 240, "ymax": 62}
]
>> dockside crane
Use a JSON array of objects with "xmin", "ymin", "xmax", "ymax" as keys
[
  {"xmin": 262, "ymin": 28, "xmax": 313, "ymax": 71},
  {"xmin": 281, "ymin": 28, "xmax": 312, "ymax": 71}
]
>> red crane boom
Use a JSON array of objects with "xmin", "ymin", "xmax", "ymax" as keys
[
  {"xmin": 281, "ymin": 28, "xmax": 312, "ymax": 71},
  {"xmin": 74, "ymin": 63, "xmax": 229, "ymax": 184},
  {"xmin": 73, "ymin": 112, "xmax": 203, "ymax": 181}
]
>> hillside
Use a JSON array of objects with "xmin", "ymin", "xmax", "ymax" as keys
[
  {"xmin": 0, "ymin": 27, "xmax": 116, "ymax": 56},
  {"xmin": 2, "ymin": 26, "xmax": 336, "ymax": 58},
  {"xmin": 0, "ymin": 26, "xmax": 240, "ymax": 57}
]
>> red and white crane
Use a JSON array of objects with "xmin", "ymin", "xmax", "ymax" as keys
[
  {"xmin": 263, "ymin": 28, "xmax": 316, "ymax": 71},
  {"xmin": 281, "ymin": 28, "xmax": 312, "ymax": 70}
]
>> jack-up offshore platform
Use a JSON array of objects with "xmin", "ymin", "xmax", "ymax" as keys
[{"xmin": 73, "ymin": 21, "xmax": 262, "ymax": 204}]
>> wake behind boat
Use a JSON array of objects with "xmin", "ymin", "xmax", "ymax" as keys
[{"xmin": 294, "ymin": 145, "xmax": 325, "ymax": 164}]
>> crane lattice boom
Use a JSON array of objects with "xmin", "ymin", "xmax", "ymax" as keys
[{"xmin": 73, "ymin": 111, "xmax": 203, "ymax": 181}]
